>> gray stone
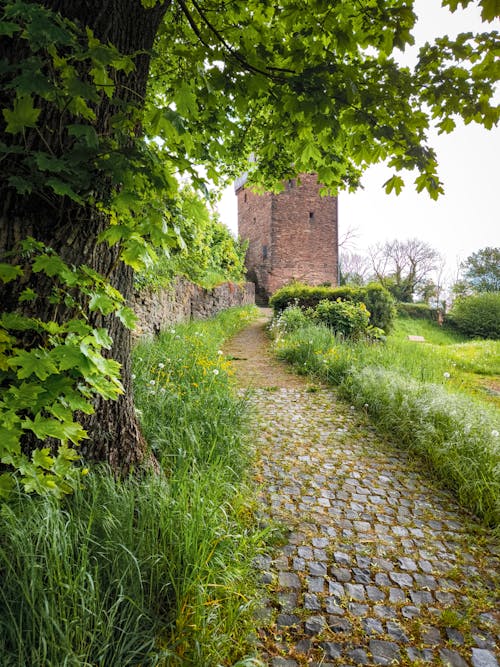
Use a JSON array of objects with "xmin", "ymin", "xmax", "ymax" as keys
[
  {"xmin": 298, "ymin": 546, "xmax": 313, "ymax": 559},
  {"xmin": 446, "ymin": 628, "xmax": 465, "ymax": 645},
  {"xmin": 406, "ymin": 647, "xmax": 434, "ymax": 663},
  {"xmin": 389, "ymin": 587, "xmax": 406, "ymax": 603},
  {"xmin": 386, "ymin": 621, "xmax": 410, "ymax": 643},
  {"xmin": 320, "ymin": 642, "xmax": 342, "ymax": 659},
  {"xmin": 399, "ymin": 557, "xmax": 418, "ymax": 571},
  {"xmin": 328, "ymin": 616, "xmax": 352, "ymax": 633},
  {"xmin": 292, "ymin": 557, "xmax": 305, "ymax": 571},
  {"xmin": 366, "ymin": 585, "xmax": 386, "ymax": 602},
  {"xmin": 375, "ymin": 572, "xmax": 391, "ymax": 586},
  {"xmin": 308, "ymin": 576, "xmax": 325, "ymax": 593},
  {"xmin": 373, "ymin": 605, "xmax": 398, "ymax": 619},
  {"xmin": 331, "ymin": 567, "xmax": 351, "ymax": 582},
  {"xmin": 278, "ymin": 591, "xmax": 298, "ymax": 611},
  {"xmin": 309, "ymin": 561, "xmax": 327, "ymax": 576},
  {"xmin": 346, "ymin": 583, "xmax": 366, "ymax": 601},
  {"xmin": 414, "ymin": 573, "xmax": 437, "ymax": 589},
  {"xmin": 279, "ymin": 572, "xmax": 301, "ymax": 588},
  {"xmin": 410, "ymin": 589, "xmax": 434, "ymax": 605},
  {"xmin": 472, "ymin": 649, "xmax": 499, "ymax": 667},
  {"xmin": 295, "ymin": 638, "xmax": 311, "ymax": 653},
  {"xmin": 421, "ymin": 626, "xmax": 442, "ymax": 646},
  {"xmin": 328, "ymin": 581, "xmax": 345, "ymax": 599},
  {"xmin": 353, "ymin": 567, "xmax": 372, "ymax": 584},
  {"xmin": 305, "ymin": 615, "xmax": 327, "ymax": 635},
  {"xmin": 435, "ymin": 591, "xmax": 456, "ymax": 604},
  {"xmin": 401, "ymin": 605, "xmax": 420, "ymax": 619},
  {"xmin": 348, "ymin": 648, "xmax": 370, "ymax": 664},
  {"xmin": 389, "ymin": 571, "xmax": 413, "ymax": 587},
  {"xmin": 349, "ymin": 602, "xmax": 370, "ymax": 616},
  {"xmin": 272, "ymin": 659, "xmax": 298, "ymax": 667},
  {"xmin": 304, "ymin": 593, "xmax": 321, "ymax": 611},
  {"xmin": 440, "ymin": 649, "xmax": 469, "ymax": 667},
  {"xmin": 325, "ymin": 599, "xmax": 345, "ymax": 615},
  {"xmin": 472, "ymin": 632, "xmax": 497, "ymax": 650},
  {"xmin": 362, "ymin": 617, "xmax": 384, "ymax": 635},
  {"xmin": 369, "ymin": 639, "xmax": 401, "ymax": 665},
  {"xmin": 276, "ymin": 613, "xmax": 300, "ymax": 628},
  {"xmin": 334, "ymin": 551, "xmax": 351, "ymax": 565}
]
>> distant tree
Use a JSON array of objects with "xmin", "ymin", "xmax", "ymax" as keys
[
  {"xmin": 461, "ymin": 247, "xmax": 500, "ymax": 293},
  {"xmin": 369, "ymin": 238, "xmax": 442, "ymax": 302},
  {"xmin": 339, "ymin": 252, "xmax": 371, "ymax": 286}
]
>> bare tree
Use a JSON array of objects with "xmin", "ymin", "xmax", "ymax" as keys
[
  {"xmin": 369, "ymin": 238, "xmax": 442, "ymax": 302},
  {"xmin": 339, "ymin": 251, "xmax": 371, "ymax": 285}
]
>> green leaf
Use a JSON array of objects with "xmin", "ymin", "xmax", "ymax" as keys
[
  {"xmin": 0, "ymin": 263, "xmax": 22, "ymax": 283},
  {"xmin": 9, "ymin": 349, "xmax": 58, "ymax": 380},
  {"xmin": 67, "ymin": 123, "xmax": 99, "ymax": 148},
  {"xmin": 0, "ymin": 474, "xmax": 15, "ymax": 499},
  {"xmin": 0, "ymin": 21, "xmax": 21, "ymax": 37},
  {"xmin": 88, "ymin": 292, "xmax": 117, "ymax": 315},
  {"xmin": 92, "ymin": 327, "xmax": 113, "ymax": 349},
  {"xmin": 480, "ymin": 0, "xmax": 500, "ymax": 21},
  {"xmin": 174, "ymin": 81, "xmax": 198, "ymax": 117},
  {"xmin": 32, "ymin": 253, "xmax": 69, "ymax": 277},
  {"xmin": 32, "ymin": 448, "xmax": 55, "ymax": 470},
  {"xmin": 46, "ymin": 178, "xmax": 84, "ymax": 203},
  {"xmin": 19, "ymin": 287, "xmax": 37, "ymax": 302},
  {"xmin": 116, "ymin": 306, "xmax": 137, "ymax": 329},
  {"xmin": 2, "ymin": 95, "xmax": 41, "ymax": 133},
  {"xmin": 383, "ymin": 175, "xmax": 405, "ymax": 195}
]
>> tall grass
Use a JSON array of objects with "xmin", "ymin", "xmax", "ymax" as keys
[
  {"xmin": 272, "ymin": 320, "xmax": 500, "ymax": 527},
  {"xmin": 0, "ymin": 306, "xmax": 264, "ymax": 666}
]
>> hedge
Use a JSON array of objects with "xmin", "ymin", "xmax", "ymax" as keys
[{"xmin": 269, "ymin": 282, "xmax": 395, "ymax": 332}]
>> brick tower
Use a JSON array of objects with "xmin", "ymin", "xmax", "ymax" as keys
[{"xmin": 235, "ymin": 173, "xmax": 338, "ymax": 302}]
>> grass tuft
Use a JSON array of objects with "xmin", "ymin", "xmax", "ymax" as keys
[{"xmin": 0, "ymin": 306, "xmax": 265, "ymax": 666}]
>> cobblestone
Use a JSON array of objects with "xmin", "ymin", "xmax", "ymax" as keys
[{"xmin": 225, "ymin": 317, "xmax": 499, "ymax": 667}]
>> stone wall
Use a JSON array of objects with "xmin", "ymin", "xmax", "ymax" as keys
[{"xmin": 132, "ymin": 277, "xmax": 255, "ymax": 338}]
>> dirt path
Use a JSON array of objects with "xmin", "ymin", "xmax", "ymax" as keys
[{"xmin": 225, "ymin": 310, "xmax": 499, "ymax": 667}]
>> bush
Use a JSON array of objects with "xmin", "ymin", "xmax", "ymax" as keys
[
  {"xmin": 269, "ymin": 281, "xmax": 395, "ymax": 331},
  {"xmin": 397, "ymin": 302, "xmax": 438, "ymax": 320},
  {"xmin": 447, "ymin": 292, "xmax": 500, "ymax": 339},
  {"xmin": 313, "ymin": 298, "xmax": 370, "ymax": 339},
  {"xmin": 270, "ymin": 304, "xmax": 309, "ymax": 337}
]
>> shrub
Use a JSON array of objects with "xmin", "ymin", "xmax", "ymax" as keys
[
  {"xmin": 269, "ymin": 281, "xmax": 394, "ymax": 331},
  {"xmin": 362, "ymin": 282, "xmax": 396, "ymax": 332},
  {"xmin": 397, "ymin": 302, "xmax": 438, "ymax": 320},
  {"xmin": 313, "ymin": 299, "xmax": 371, "ymax": 339},
  {"xmin": 447, "ymin": 292, "xmax": 500, "ymax": 339},
  {"xmin": 270, "ymin": 304, "xmax": 309, "ymax": 337}
]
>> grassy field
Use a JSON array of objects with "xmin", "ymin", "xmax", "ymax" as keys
[
  {"xmin": 272, "ymin": 313, "xmax": 500, "ymax": 527},
  {"xmin": 0, "ymin": 306, "xmax": 265, "ymax": 666}
]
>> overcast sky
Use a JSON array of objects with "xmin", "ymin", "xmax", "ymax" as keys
[{"xmin": 216, "ymin": 1, "xmax": 499, "ymax": 283}]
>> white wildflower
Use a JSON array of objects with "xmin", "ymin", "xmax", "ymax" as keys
[
  {"xmin": 131, "ymin": 373, "xmax": 136, "ymax": 380},
  {"xmin": 158, "ymin": 362, "xmax": 165, "ymax": 369},
  {"xmin": 213, "ymin": 368, "xmax": 219, "ymax": 375},
  {"xmin": 149, "ymin": 379, "xmax": 155, "ymax": 386},
  {"xmin": 217, "ymin": 350, "xmax": 223, "ymax": 355},
  {"xmin": 492, "ymin": 430, "xmax": 499, "ymax": 437},
  {"xmin": 443, "ymin": 372, "xmax": 451, "ymax": 378}
]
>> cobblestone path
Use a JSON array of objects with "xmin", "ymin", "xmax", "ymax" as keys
[{"xmin": 225, "ymin": 313, "xmax": 499, "ymax": 667}]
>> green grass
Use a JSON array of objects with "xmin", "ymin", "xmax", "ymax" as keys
[
  {"xmin": 272, "ymin": 317, "xmax": 500, "ymax": 527},
  {"xmin": 0, "ymin": 305, "xmax": 266, "ymax": 666}
]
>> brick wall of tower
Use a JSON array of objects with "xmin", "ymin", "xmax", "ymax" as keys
[
  {"xmin": 236, "ymin": 173, "xmax": 338, "ymax": 299},
  {"xmin": 236, "ymin": 186, "xmax": 273, "ymax": 301}
]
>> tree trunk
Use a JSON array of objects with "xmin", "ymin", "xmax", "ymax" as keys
[{"xmin": 0, "ymin": 0, "xmax": 170, "ymax": 471}]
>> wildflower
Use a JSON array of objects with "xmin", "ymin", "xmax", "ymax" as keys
[
  {"xmin": 158, "ymin": 362, "xmax": 165, "ymax": 369},
  {"xmin": 160, "ymin": 387, "xmax": 166, "ymax": 393},
  {"xmin": 217, "ymin": 350, "xmax": 223, "ymax": 355},
  {"xmin": 213, "ymin": 368, "xmax": 219, "ymax": 375},
  {"xmin": 350, "ymin": 405, "xmax": 355, "ymax": 411},
  {"xmin": 492, "ymin": 430, "xmax": 499, "ymax": 437},
  {"xmin": 364, "ymin": 403, "xmax": 369, "ymax": 409},
  {"xmin": 169, "ymin": 329, "xmax": 175, "ymax": 334},
  {"xmin": 149, "ymin": 379, "xmax": 155, "ymax": 386},
  {"xmin": 131, "ymin": 373, "xmax": 136, "ymax": 380},
  {"xmin": 175, "ymin": 335, "xmax": 180, "ymax": 340},
  {"xmin": 443, "ymin": 372, "xmax": 450, "ymax": 379}
]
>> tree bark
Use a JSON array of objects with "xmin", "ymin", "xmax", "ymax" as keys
[{"xmin": 0, "ymin": 0, "xmax": 170, "ymax": 471}]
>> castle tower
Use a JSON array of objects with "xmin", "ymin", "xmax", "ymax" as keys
[{"xmin": 235, "ymin": 173, "xmax": 338, "ymax": 301}]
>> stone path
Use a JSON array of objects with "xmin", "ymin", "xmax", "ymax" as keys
[{"xmin": 225, "ymin": 313, "xmax": 499, "ymax": 667}]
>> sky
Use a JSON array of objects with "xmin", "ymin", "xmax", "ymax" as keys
[{"xmin": 216, "ymin": 1, "xmax": 499, "ymax": 284}]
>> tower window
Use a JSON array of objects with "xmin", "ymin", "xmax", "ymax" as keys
[
  {"xmin": 309, "ymin": 211, "xmax": 315, "ymax": 222},
  {"xmin": 262, "ymin": 245, "xmax": 268, "ymax": 259}
]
